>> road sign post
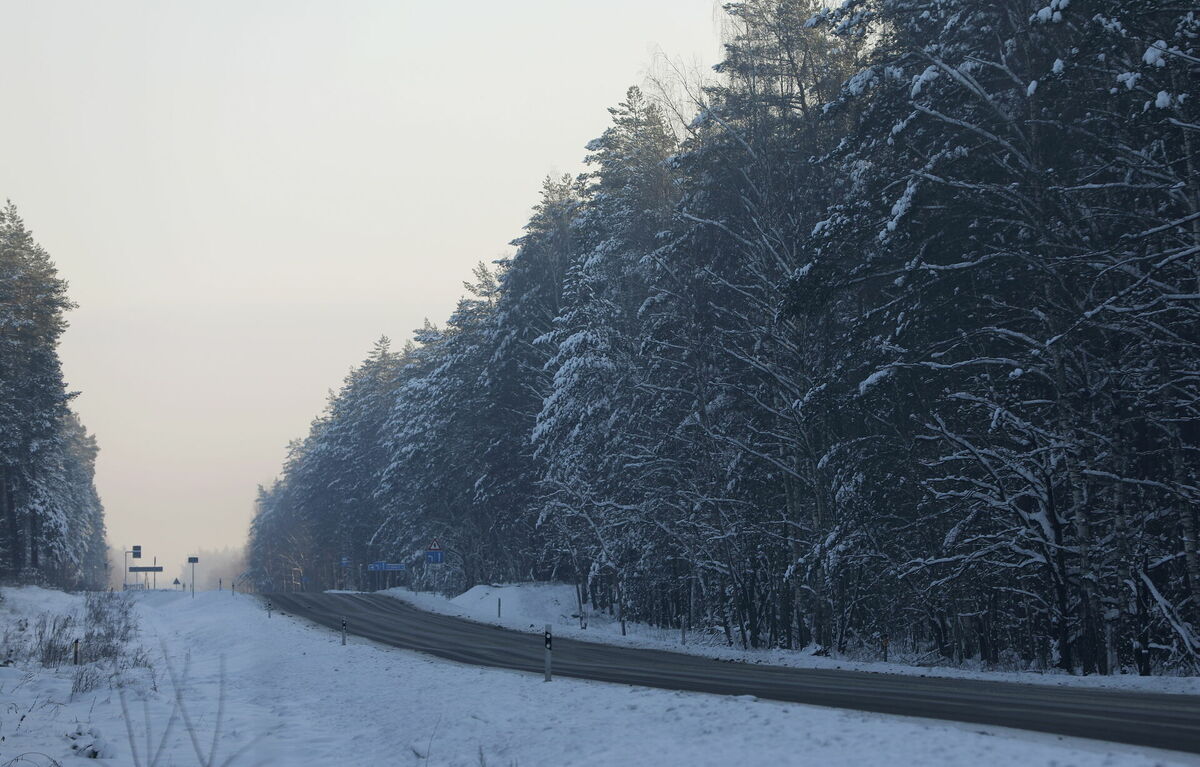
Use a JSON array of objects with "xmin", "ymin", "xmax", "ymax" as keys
[
  {"xmin": 124, "ymin": 545, "xmax": 142, "ymax": 588},
  {"xmin": 426, "ymin": 539, "xmax": 443, "ymax": 568},
  {"xmin": 544, "ymin": 624, "xmax": 552, "ymax": 682},
  {"xmin": 188, "ymin": 556, "xmax": 199, "ymax": 598}
]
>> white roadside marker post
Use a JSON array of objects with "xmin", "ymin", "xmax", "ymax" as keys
[
  {"xmin": 544, "ymin": 624, "xmax": 552, "ymax": 682},
  {"xmin": 73, "ymin": 638, "xmax": 80, "ymax": 666},
  {"xmin": 342, "ymin": 617, "xmax": 347, "ymax": 646},
  {"xmin": 267, "ymin": 600, "xmax": 272, "ymax": 619},
  {"xmin": 498, "ymin": 597, "xmax": 502, "ymax": 619}
]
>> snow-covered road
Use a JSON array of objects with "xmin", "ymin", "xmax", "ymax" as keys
[{"xmin": 4, "ymin": 587, "xmax": 1198, "ymax": 766}]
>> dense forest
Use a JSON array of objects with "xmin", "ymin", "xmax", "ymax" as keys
[
  {"xmin": 248, "ymin": 0, "xmax": 1199, "ymax": 675},
  {"xmin": 0, "ymin": 204, "xmax": 108, "ymax": 589}
]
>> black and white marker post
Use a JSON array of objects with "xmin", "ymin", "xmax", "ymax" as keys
[
  {"xmin": 267, "ymin": 599, "xmax": 272, "ymax": 618},
  {"xmin": 543, "ymin": 624, "xmax": 552, "ymax": 682},
  {"xmin": 341, "ymin": 617, "xmax": 347, "ymax": 646}
]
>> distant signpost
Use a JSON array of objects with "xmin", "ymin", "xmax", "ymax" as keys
[
  {"xmin": 367, "ymin": 562, "xmax": 405, "ymax": 572},
  {"xmin": 188, "ymin": 556, "xmax": 199, "ymax": 599},
  {"xmin": 340, "ymin": 556, "xmax": 351, "ymax": 568},
  {"xmin": 124, "ymin": 545, "xmax": 142, "ymax": 588}
]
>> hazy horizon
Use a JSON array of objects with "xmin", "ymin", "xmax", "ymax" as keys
[{"xmin": 2, "ymin": 0, "xmax": 722, "ymax": 580}]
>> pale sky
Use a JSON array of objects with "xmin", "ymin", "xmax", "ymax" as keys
[{"xmin": 0, "ymin": 1, "xmax": 722, "ymax": 582}]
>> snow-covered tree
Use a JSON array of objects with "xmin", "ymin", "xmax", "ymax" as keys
[{"xmin": 0, "ymin": 203, "xmax": 108, "ymax": 588}]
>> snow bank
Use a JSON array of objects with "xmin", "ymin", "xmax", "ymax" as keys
[
  {"xmin": 383, "ymin": 583, "xmax": 1200, "ymax": 696},
  {"xmin": 417, "ymin": 581, "xmax": 581, "ymax": 627},
  {"xmin": 0, "ymin": 583, "xmax": 83, "ymax": 618}
]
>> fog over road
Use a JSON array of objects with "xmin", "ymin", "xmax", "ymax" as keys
[{"xmin": 266, "ymin": 592, "xmax": 1200, "ymax": 755}]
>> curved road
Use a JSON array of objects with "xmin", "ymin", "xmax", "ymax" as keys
[{"xmin": 266, "ymin": 592, "xmax": 1199, "ymax": 754}]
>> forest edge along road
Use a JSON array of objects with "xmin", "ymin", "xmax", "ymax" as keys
[{"xmin": 267, "ymin": 591, "xmax": 1200, "ymax": 755}]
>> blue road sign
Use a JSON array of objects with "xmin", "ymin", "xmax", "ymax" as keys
[
  {"xmin": 383, "ymin": 563, "xmax": 406, "ymax": 571},
  {"xmin": 340, "ymin": 557, "xmax": 351, "ymax": 567},
  {"xmin": 425, "ymin": 550, "xmax": 444, "ymax": 565}
]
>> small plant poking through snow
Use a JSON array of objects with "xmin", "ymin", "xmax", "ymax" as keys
[{"xmin": 66, "ymin": 724, "xmax": 113, "ymax": 758}]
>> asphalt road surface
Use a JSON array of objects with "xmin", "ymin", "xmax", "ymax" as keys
[{"xmin": 266, "ymin": 591, "xmax": 1199, "ymax": 754}]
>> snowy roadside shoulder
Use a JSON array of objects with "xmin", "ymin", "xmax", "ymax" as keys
[{"xmin": 379, "ymin": 583, "xmax": 1200, "ymax": 696}]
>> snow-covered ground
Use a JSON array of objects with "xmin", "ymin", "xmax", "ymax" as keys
[
  {"xmin": 1, "ymin": 585, "xmax": 1196, "ymax": 766},
  {"xmin": 383, "ymin": 582, "xmax": 1200, "ymax": 696}
]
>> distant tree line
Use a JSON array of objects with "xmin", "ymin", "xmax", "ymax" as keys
[
  {"xmin": 248, "ymin": 0, "xmax": 1199, "ymax": 675},
  {"xmin": 0, "ymin": 203, "xmax": 108, "ymax": 589}
]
